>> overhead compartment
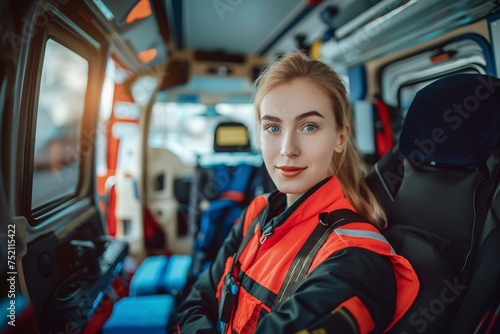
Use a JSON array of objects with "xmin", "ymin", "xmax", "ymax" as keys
[{"xmin": 321, "ymin": 0, "xmax": 497, "ymax": 67}]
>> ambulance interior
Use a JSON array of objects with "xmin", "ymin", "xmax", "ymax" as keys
[{"xmin": 0, "ymin": 0, "xmax": 499, "ymax": 333}]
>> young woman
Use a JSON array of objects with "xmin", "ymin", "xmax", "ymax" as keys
[{"xmin": 176, "ymin": 51, "xmax": 419, "ymax": 334}]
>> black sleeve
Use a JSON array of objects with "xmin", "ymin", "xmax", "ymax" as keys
[
  {"xmin": 176, "ymin": 215, "xmax": 245, "ymax": 333},
  {"xmin": 255, "ymin": 247, "xmax": 397, "ymax": 334}
]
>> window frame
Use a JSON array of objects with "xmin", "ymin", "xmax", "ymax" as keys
[
  {"xmin": 379, "ymin": 35, "xmax": 489, "ymax": 140},
  {"xmin": 17, "ymin": 4, "xmax": 106, "ymax": 229}
]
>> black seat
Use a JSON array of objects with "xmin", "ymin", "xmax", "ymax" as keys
[
  {"xmin": 449, "ymin": 187, "xmax": 500, "ymax": 333},
  {"xmin": 366, "ymin": 74, "xmax": 500, "ymax": 333}
]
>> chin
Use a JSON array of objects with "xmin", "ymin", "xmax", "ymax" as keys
[{"xmin": 274, "ymin": 180, "xmax": 309, "ymax": 196}]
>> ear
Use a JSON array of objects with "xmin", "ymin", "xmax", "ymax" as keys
[{"xmin": 334, "ymin": 124, "xmax": 349, "ymax": 153}]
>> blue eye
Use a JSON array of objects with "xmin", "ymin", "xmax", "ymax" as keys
[
  {"xmin": 265, "ymin": 125, "xmax": 280, "ymax": 133},
  {"xmin": 302, "ymin": 124, "xmax": 317, "ymax": 132}
]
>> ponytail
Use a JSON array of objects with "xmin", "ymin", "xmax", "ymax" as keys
[{"xmin": 333, "ymin": 137, "xmax": 387, "ymax": 229}]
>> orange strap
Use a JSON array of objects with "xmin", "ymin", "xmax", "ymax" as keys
[{"xmin": 333, "ymin": 296, "xmax": 375, "ymax": 334}]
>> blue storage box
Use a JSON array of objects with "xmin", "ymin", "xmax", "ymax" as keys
[
  {"xmin": 130, "ymin": 255, "xmax": 192, "ymax": 296},
  {"xmin": 102, "ymin": 295, "xmax": 175, "ymax": 334}
]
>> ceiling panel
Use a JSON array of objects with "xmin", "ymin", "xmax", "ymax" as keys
[{"xmin": 182, "ymin": 0, "xmax": 305, "ymax": 54}]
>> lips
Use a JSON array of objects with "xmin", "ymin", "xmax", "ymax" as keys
[{"xmin": 277, "ymin": 166, "xmax": 306, "ymax": 177}]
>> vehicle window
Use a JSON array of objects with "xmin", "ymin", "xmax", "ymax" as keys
[
  {"xmin": 398, "ymin": 80, "xmax": 436, "ymax": 118},
  {"xmin": 32, "ymin": 39, "xmax": 88, "ymax": 209},
  {"xmin": 148, "ymin": 102, "xmax": 255, "ymax": 165},
  {"xmin": 381, "ymin": 38, "xmax": 487, "ymax": 139},
  {"xmin": 398, "ymin": 68, "xmax": 480, "ymax": 118},
  {"xmin": 216, "ymin": 103, "xmax": 257, "ymax": 147}
]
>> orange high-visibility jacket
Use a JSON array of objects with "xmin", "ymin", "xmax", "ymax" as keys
[{"xmin": 178, "ymin": 177, "xmax": 419, "ymax": 334}]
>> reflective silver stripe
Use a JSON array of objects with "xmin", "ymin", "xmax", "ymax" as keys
[{"xmin": 335, "ymin": 228, "xmax": 395, "ymax": 254}]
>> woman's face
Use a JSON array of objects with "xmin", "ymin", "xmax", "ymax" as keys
[{"xmin": 259, "ymin": 78, "xmax": 348, "ymax": 206}]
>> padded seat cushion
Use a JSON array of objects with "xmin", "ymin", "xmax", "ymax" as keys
[
  {"xmin": 102, "ymin": 295, "xmax": 175, "ymax": 334},
  {"xmin": 129, "ymin": 255, "xmax": 192, "ymax": 296},
  {"xmin": 385, "ymin": 225, "xmax": 456, "ymax": 333}
]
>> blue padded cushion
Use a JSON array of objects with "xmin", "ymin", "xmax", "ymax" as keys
[
  {"xmin": 399, "ymin": 74, "xmax": 500, "ymax": 167},
  {"xmin": 102, "ymin": 295, "xmax": 174, "ymax": 334},
  {"xmin": 129, "ymin": 255, "xmax": 192, "ymax": 296}
]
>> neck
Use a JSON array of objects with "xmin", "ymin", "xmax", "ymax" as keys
[
  {"xmin": 286, "ymin": 193, "xmax": 301, "ymax": 208},
  {"xmin": 285, "ymin": 177, "xmax": 331, "ymax": 208}
]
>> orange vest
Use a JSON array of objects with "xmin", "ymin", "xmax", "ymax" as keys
[{"xmin": 216, "ymin": 177, "xmax": 419, "ymax": 333}]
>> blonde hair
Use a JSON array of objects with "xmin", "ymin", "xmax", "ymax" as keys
[{"xmin": 253, "ymin": 51, "xmax": 387, "ymax": 229}]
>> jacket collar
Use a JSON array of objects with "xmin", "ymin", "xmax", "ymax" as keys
[{"xmin": 259, "ymin": 177, "xmax": 349, "ymax": 239}]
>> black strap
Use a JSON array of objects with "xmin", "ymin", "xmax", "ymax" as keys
[
  {"xmin": 239, "ymin": 272, "xmax": 277, "ymax": 310},
  {"xmin": 273, "ymin": 209, "xmax": 370, "ymax": 310}
]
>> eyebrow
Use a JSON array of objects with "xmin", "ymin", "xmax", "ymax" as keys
[
  {"xmin": 295, "ymin": 111, "xmax": 324, "ymax": 121},
  {"xmin": 261, "ymin": 110, "xmax": 325, "ymax": 122}
]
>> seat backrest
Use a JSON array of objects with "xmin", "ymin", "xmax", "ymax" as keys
[
  {"xmin": 366, "ymin": 74, "xmax": 500, "ymax": 333},
  {"xmin": 187, "ymin": 121, "xmax": 262, "ymax": 238},
  {"xmin": 187, "ymin": 121, "xmax": 273, "ymax": 281},
  {"xmin": 448, "ymin": 182, "xmax": 500, "ymax": 333}
]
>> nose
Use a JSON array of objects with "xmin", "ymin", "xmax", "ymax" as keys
[{"xmin": 280, "ymin": 130, "xmax": 300, "ymax": 158}]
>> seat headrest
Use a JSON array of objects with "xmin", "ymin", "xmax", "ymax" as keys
[
  {"xmin": 399, "ymin": 74, "xmax": 500, "ymax": 167},
  {"xmin": 213, "ymin": 121, "xmax": 251, "ymax": 153}
]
